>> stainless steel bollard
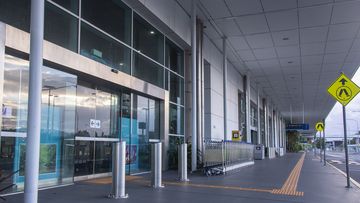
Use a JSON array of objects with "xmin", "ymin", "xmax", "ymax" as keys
[
  {"xmin": 178, "ymin": 143, "xmax": 189, "ymax": 181},
  {"xmin": 151, "ymin": 142, "xmax": 164, "ymax": 188},
  {"xmin": 109, "ymin": 141, "xmax": 128, "ymax": 199}
]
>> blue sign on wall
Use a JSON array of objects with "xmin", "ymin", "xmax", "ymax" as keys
[{"xmin": 286, "ymin": 123, "xmax": 309, "ymax": 130}]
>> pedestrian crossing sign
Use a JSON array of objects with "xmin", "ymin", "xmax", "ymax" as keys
[{"xmin": 327, "ymin": 73, "xmax": 360, "ymax": 106}]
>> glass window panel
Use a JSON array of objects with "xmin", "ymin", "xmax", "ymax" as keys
[
  {"xmin": 170, "ymin": 73, "xmax": 184, "ymax": 105},
  {"xmin": 81, "ymin": 0, "xmax": 131, "ymax": 44},
  {"xmin": 80, "ymin": 22, "xmax": 131, "ymax": 74},
  {"xmin": 133, "ymin": 13, "xmax": 164, "ymax": 64},
  {"xmin": 169, "ymin": 104, "xmax": 184, "ymax": 135},
  {"xmin": 165, "ymin": 39, "xmax": 184, "ymax": 76},
  {"xmin": 0, "ymin": 0, "xmax": 30, "ymax": 32},
  {"xmin": 94, "ymin": 141, "xmax": 112, "ymax": 174},
  {"xmin": 1, "ymin": 55, "xmax": 77, "ymax": 193},
  {"xmin": 133, "ymin": 52, "xmax": 164, "ymax": 88},
  {"xmin": 168, "ymin": 136, "xmax": 184, "ymax": 169},
  {"xmin": 45, "ymin": 2, "xmax": 78, "ymax": 52},
  {"xmin": 51, "ymin": 0, "xmax": 79, "ymax": 14},
  {"xmin": 74, "ymin": 141, "xmax": 94, "ymax": 176},
  {"xmin": 165, "ymin": 69, "xmax": 169, "ymax": 91}
]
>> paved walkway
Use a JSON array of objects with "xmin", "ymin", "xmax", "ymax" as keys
[{"xmin": 4, "ymin": 153, "xmax": 360, "ymax": 203}]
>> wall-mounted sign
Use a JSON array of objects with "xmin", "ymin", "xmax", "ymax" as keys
[
  {"xmin": 232, "ymin": 130, "xmax": 241, "ymax": 141},
  {"xmin": 90, "ymin": 119, "xmax": 101, "ymax": 129}
]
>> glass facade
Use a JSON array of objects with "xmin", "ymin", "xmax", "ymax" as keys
[
  {"xmin": 0, "ymin": 0, "xmax": 185, "ymax": 186},
  {"xmin": 1, "ymin": 55, "xmax": 77, "ymax": 193}
]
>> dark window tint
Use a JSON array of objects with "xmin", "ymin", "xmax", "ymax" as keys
[
  {"xmin": 169, "ymin": 104, "xmax": 184, "ymax": 135},
  {"xmin": 165, "ymin": 39, "xmax": 184, "ymax": 76},
  {"xmin": 133, "ymin": 52, "xmax": 164, "ymax": 88},
  {"xmin": 45, "ymin": 2, "xmax": 78, "ymax": 52},
  {"xmin": 80, "ymin": 23, "xmax": 131, "ymax": 74},
  {"xmin": 170, "ymin": 73, "xmax": 184, "ymax": 105},
  {"xmin": 82, "ymin": 0, "xmax": 131, "ymax": 44},
  {"xmin": 52, "ymin": 0, "xmax": 79, "ymax": 14},
  {"xmin": 0, "ymin": 0, "xmax": 30, "ymax": 32},
  {"xmin": 133, "ymin": 13, "xmax": 164, "ymax": 64}
]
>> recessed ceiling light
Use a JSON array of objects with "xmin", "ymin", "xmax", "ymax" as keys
[
  {"xmin": 288, "ymin": 61, "xmax": 293, "ymax": 64},
  {"xmin": 282, "ymin": 37, "xmax": 289, "ymax": 41},
  {"xmin": 149, "ymin": 30, "xmax": 155, "ymax": 35}
]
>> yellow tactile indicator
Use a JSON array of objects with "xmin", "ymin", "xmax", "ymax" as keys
[
  {"xmin": 84, "ymin": 153, "xmax": 306, "ymax": 197},
  {"xmin": 271, "ymin": 153, "xmax": 305, "ymax": 196}
]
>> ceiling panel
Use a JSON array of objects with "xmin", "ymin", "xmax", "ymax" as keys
[
  {"xmin": 300, "ymin": 26, "xmax": 328, "ymax": 44},
  {"xmin": 300, "ymin": 43, "xmax": 326, "ymax": 55},
  {"xmin": 228, "ymin": 36, "xmax": 250, "ymax": 50},
  {"xmin": 225, "ymin": 0, "xmax": 263, "ymax": 16},
  {"xmin": 215, "ymin": 19, "xmax": 242, "ymax": 36},
  {"xmin": 200, "ymin": 0, "xmax": 231, "ymax": 19},
  {"xmin": 275, "ymin": 46, "xmax": 300, "ymax": 58},
  {"xmin": 325, "ymin": 39, "xmax": 353, "ymax": 53},
  {"xmin": 237, "ymin": 50, "xmax": 256, "ymax": 61},
  {"xmin": 301, "ymin": 55, "xmax": 324, "ymax": 65},
  {"xmin": 266, "ymin": 10, "xmax": 298, "ymax": 31},
  {"xmin": 279, "ymin": 57, "xmax": 301, "ymax": 67},
  {"xmin": 245, "ymin": 33, "xmax": 274, "ymax": 49},
  {"xmin": 298, "ymin": 0, "xmax": 332, "ymax": 7},
  {"xmin": 331, "ymin": 1, "xmax": 360, "ymax": 24},
  {"xmin": 261, "ymin": 0, "xmax": 297, "ymax": 12},
  {"xmin": 253, "ymin": 48, "xmax": 277, "ymax": 60},
  {"xmin": 327, "ymin": 23, "xmax": 360, "ymax": 41},
  {"xmin": 299, "ymin": 4, "xmax": 332, "ymax": 27},
  {"xmin": 271, "ymin": 29, "xmax": 299, "ymax": 46},
  {"xmin": 235, "ymin": 14, "xmax": 269, "ymax": 34}
]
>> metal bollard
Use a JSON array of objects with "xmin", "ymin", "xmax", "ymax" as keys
[
  {"xmin": 178, "ymin": 143, "xmax": 189, "ymax": 181},
  {"xmin": 109, "ymin": 141, "xmax": 128, "ymax": 199},
  {"xmin": 151, "ymin": 142, "xmax": 164, "ymax": 188}
]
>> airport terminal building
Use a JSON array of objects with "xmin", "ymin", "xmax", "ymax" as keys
[{"xmin": 0, "ymin": 0, "xmax": 289, "ymax": 194}]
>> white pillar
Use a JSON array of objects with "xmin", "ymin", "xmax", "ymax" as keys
[
  {"xmin": 245, "ymin": 75, "xmax": 251, "ymax": 143},
  {"xmin": 257, "ymin": 88, "xmax": 261, "ymax": 144},
  {"xmin": 222, "ymin": 37, "xmax": 227, "ymax": 141},
  {"xmin": 191, "ymin": 0, "xmax": 197, "ymax": 172},
  {"xmin": 24, "ymin": 0, "xmax": 44, "ymax": 202}
]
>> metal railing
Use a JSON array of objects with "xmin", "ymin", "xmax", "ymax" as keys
[{"xmin": 203, "ymin": 140, "xmax": 254, "ymax": 175}]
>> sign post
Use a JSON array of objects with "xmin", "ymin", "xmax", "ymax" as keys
[
  {"xmin": 315, "ymin": 122, "xmax": 324, "ymax": 162},
  {"xmin": 323, "ymin": 119, "xmax": 326, "ymax": 166},
  {"xmin": 328, "ymin": 73, "xmax": 360, "ymax": 188}
]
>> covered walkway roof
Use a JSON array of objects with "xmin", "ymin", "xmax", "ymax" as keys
[{"xmin": 179, "ymin": 0, "xmax": 360, "ymax": 128}]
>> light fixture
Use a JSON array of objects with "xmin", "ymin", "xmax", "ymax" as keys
[
  {"xmin": 119, "ymin": 62, "xmax": 124, "ymax": 66},
  {"xmin": 282, "ymin": 37, "xmax": 289, "ymax": 41},
  {"xmin": 288, "ymin": 61, "xmax": 293, "ymax": 64},
  {"xmin": 149, "ymin": 30, "xmax": 155, "ymax": 35}
]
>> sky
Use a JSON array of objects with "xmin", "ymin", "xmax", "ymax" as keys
[{"xmin": 325, "ymin": 69, "xmax": 360, "ymax": 139}]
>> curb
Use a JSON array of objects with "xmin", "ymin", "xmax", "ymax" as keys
[{"xmin": 327, "ymin": 160, "xmax": 360, "ymax": 190}]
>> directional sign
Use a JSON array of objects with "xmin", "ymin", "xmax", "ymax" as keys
[
  {"xmin": 327, "ymin": 73, "xmax": 360, "ymax": 106},
  {"xmin": 315, "ymin": 122, "xmax": 324, "ymax": 132}
]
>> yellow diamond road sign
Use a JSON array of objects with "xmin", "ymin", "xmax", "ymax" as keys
[
  {"xmin": 315, "ymin": 122, "xmax": 324, "ymax": 132},
  {"xmin": 327, "ymin": 73, "xmax": 360, "ymax": 106}
]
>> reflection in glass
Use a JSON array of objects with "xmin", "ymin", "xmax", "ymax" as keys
[
  {"xmin": 130, "ymin": 95, "xmax": 160, "ymax": 173},
  {"xmin": 169, "ymin": 104, "xmax": 184, "ymax": 135},
  {"xmin": 168, "ymin": 136, "xmax": 184, "ymax": 169},
  {"xmin": 170, "ymin": 73, "xmax": 184, "ymax": 105},
  {"xmin": 52, "ymin": 0, "xmax": 79, "ymax": 14},
  {"xmin": 94, "ymin": 142, "xmax": 112, "ymax": 174},
  {"xmin": 133, "ymin": 52, "xmax": 164, "ymax": 88},
  {"xmin": 133, "ymin": 13, "xmax": 164, "ymax": 64},
  {"xmin": 74, "ymin": 141, "xmax": 94, "ymax": 176},
  {"xmin": 80, "ymin": 23, "xmax": 131, "ymax": 74},
  {"xmin": 82, "ymin": 0, "xmax": 131, "ymax": 44},
  {"xmin": 0, "ymin": 0, "xmax": 30, "ymax": 32},
  {"xmin": 1, "ymin": 55, "xmax": 77, "ymax": 193},
  {"xmin": 45, "ymin": 2, "xmax": 78, "ymax": 52},
  {"xmin": 165, "ymin": 38, "xmax": 184, "ymax": 76},
  {"xmin": 75, "ymin": 83, "xmax": 119, "ymax": 138}
]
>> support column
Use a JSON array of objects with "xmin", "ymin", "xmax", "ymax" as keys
[
  {"xmin": 191, "ymin": 0, "xmax": 197, "ymax": 172},
  {"xmin": 222, "ymin": 37, "xmax": 227, "ymax": 141},
  {"xmin": 245, "ymin": 75, "xmax": 251, "ymax": 143},
  {"xmin": 0, "ymin": 23, "xmax": 5, "ymax": 154},
  {"xmin": 257, "ymin": 88, "xmax": 261, "ymax": 144},
  {"xmin": 263, "ymin": 98, "xmax": 268, "ymax": 147},
  {"xmin": 24, "ymin": 0, "xmax": 45, "ymax": 202}
]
